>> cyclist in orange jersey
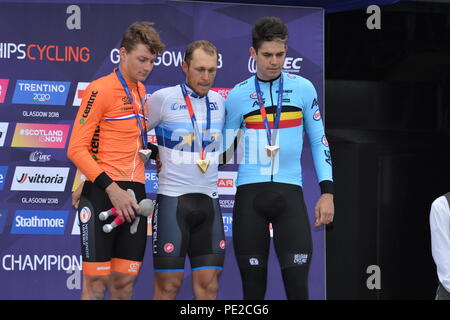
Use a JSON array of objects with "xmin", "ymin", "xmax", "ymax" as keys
[{"xmin": 67, "ymin": 21, "xmax": 164, "ymax": 300}]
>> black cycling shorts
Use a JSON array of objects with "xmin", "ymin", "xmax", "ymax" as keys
[
  {"xmin": 77, "ymin": 181, "xmax": 147, "ymax": 276},
  {"xmin": 152, "ymin": 193, "xmax": 225, "ymax": 272}
]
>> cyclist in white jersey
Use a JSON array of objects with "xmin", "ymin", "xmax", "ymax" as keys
[{"xmin": 146, "ymin": 40, "xmax": 225, "ymax": 300}]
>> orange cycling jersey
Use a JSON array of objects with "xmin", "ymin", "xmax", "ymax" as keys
[{"xmin": 67, "ymin": 69, "xmax": 147, "ymax": 186}]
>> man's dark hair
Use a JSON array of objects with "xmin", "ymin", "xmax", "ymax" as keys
[
  {"xmin": 252, "ymin": 17, "xmax": 288, "ymax": 51},
  {"xmin": 184, "ymin": 40, "xmax": 218, "ymax": 64}
]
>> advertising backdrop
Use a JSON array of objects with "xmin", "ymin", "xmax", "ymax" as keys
[{"xmin": 0, "ymin": 0, "xmax": 325, "ymax": 299}]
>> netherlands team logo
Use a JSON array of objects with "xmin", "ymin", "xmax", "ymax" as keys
[{"xmin": 79, "ymin": 207, "xmax": 91, "ymax": 224}]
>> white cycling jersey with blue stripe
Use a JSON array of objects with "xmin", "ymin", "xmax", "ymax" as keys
[{"xmin": 147, "ymin": 84, "xmax": 225, "ymax": 198}]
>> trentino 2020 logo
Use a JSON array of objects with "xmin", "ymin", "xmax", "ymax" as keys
[
  {"xmin": 12, "ymin": 80, "xmax": 70, "ymax": 106},
  {"xmin": 11, "ymin": 210, "xmax": 69, "ymax": 234}
]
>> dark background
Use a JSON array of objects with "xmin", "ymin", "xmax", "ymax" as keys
[{"xmin": 324, "ymin": 0, "xmax": 450, "ymax": 299}]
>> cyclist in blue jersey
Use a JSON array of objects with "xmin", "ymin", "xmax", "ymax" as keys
[{"xmin": 222, "ymin": 17, "xmax": 335, "ymax": 300}]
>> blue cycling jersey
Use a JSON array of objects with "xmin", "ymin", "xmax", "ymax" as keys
[{"xmin": 223, "ymin": 72, "xmax": 333, "ymax": 192}]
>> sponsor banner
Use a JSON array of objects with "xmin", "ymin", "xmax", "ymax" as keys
[
  {"xmin": 11, "ymin": 123, "xmax": 70, "ymax": 148},
  {"xmin": 10, "ymin": 166, "xmax": 69, "ymax": 192},
  {"xmin": 0, "ymin": 210, "xmax": 7, "ymax": 234},
  {"xmin": 145, "ymin": 169, "xmax": 158, "ymax": 194},
  {"xmin": 72, "ymin": 82, "xmax": 90, "ymax": 106},
  {"xmin": 222, "ymin": 213, "xmax": 232, "ymax": 237},
  {"xmin": 12, "ymin": 80, "xmax": 70, "ymax": 106},
  {"xmin": 1, "ymin": 254, "xmax": 82, "ymax": 271},
  {"xmin": 0, "ymin": 122, "xmax": 8, "ymax": 146},
  {"xmin": 0, "ymin": 79, "xmax": 9, "ymax": 103},
  {"xmin": 0, "ymin": 166, "xmax": 8, "ymax": 190},
  {"xmin": 10, "ymin": 210, "xmax": 69, "ymax": 234},
  {"xmin": 217, "ymin": 171, "xmax": 237, "ymax": 195},
  {"xmin": 211, "ymin": 88, "xmax": 232, "ymax": 99},
  {"xmin": 28, "ymin": 150, "xmax": 52, "ymax": 163},
  {"xmin": 71, "ymin": 168, "xmax": 85, "ymax": 192}
]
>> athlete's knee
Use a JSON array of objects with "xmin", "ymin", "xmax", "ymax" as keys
[
  {"xmin": 154, "ymin": 274, "xmax": 183, "ymax": 299},
  {"xmin": 110, "ymin": 273, "xmax": 137, "ymax": 300},
  {"xmin": 82, "ymin": 275, "xmax": 109, "ymax": 300},
  {"xmin": 193, "ymin": 270, "xmax": 221, "ymax": 297}
]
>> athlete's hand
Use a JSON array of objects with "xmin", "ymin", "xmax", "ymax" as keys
[
  {"xmin": 105, "ymin": 182, "xmax": 140, "ymax": 223},
  {"xmin": 314, "ymin": 193, "xmax": 334, "ymax": 227},
  {"xmin": 72, "ymin": 181, "xmax": 84, "ymax": 209}
]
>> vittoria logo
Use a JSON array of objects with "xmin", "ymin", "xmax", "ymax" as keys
[{"xmin": 10, "ymin": 166, "xmax": 69, "ymax": 191}]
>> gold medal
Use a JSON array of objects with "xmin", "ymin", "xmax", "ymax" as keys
[
  {"xmin": 265, "ymin": 145, "xmax": 279, "ymax": 158},
  {"xmin": 196, "ymin": 159, "xmax": 210, "ymax": 173}
]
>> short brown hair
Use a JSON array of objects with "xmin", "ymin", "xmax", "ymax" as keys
[
  {"xmin": 252, "ymin": 17, "xmax": 288, "ymax": 51},
  {"xmin": 184, "ymin": 40, "xmax": 218, "ymax": 64},
  {"xmin": 120, "ymin": 21, "xmax": 165, "ymax": 55}
]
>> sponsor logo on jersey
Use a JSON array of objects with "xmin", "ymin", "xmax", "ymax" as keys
[
  {"xmin": 293, "ymin": 253, "xmax": 309, "ymax": 265},
  {"xmin": 79, "ymin": 207, "xmax": 91, "ymax": 224},
  {"xmin": 164, "ymin": 243, "xmax": 174, "ymax": 253},
  {"xmin": 313, "ymin": 110, "xmax": 321, "ymax": 121},
  {"xmin": 249, "ymin": 258, "xmax": 259, "ymax": 266},
  {"xmin": 322, "ymin": 135, "xmax": 329, "ymax": 147},
  {"xmin": 219, "ymin": 240, "xmax": 226, "ymax": 250}
]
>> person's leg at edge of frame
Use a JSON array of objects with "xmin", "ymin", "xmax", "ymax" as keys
[
  {"xmin": 81, "ymin": 261, "xmax": 111, "ymax": 300},
  {"xmin": 108, "ymin": 258, "xmax": 143, "ymax": 300},
  {"xmin": 153, "ymin": 272, "xmax": 185, "ymax": 300},
  {"xmin": 192, "ymin": 268, "xmax": 222, "ymax": 300}
]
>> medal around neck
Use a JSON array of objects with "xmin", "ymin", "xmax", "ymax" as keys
[
  {"xmin": 139, "ymin": 149, "xmax": 152, "ymax": 163},
  {"xmin": 265, "ymin": 145, "xmax": 279, "ymax": 158},
  {"xmin": 196, "ymin": 159, "xmax": 210, "ymax": 173}
]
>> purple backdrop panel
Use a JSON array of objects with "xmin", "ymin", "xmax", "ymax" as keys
[{"xmin": 0, "ymin": 1, "xmax": 325, "ymax": 299}]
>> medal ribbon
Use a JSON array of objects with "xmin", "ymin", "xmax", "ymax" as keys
[
  {"xmin": 254, "ymin": 73, "xmax": 284, "ymax": 146},
  {"xmin": 180, "ymin": 82, "xmax": 211, "ymax": 160},
  {"xmin": 115, "ymin": 68, "xmax": 148, "ymax": 148}
]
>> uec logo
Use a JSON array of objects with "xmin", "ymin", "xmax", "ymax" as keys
[{"xmin": 248, "ymin": 56, "xmax": 303, "ymax": 74}]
